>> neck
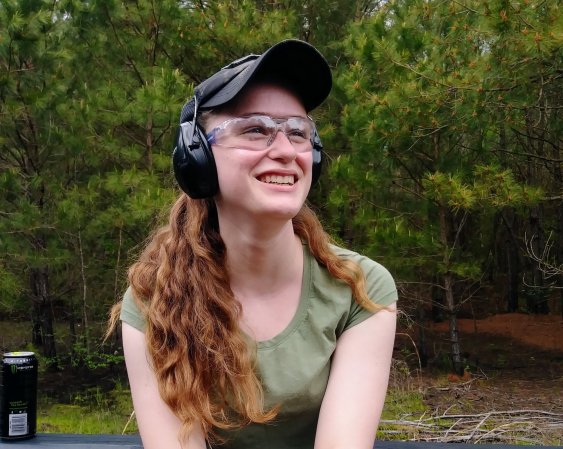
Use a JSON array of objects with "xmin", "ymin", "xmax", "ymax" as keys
[{"xmin": 218, "ymin": 214, "xmax": 303, "ymax": 296}]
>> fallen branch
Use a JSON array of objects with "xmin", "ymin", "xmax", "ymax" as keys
[{"xmin": 379, "ymin": 408, "xmax": 563, "ymax": 444}]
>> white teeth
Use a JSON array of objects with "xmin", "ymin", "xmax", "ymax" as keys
[{"xmin": 260, "ymin": 175, "xmax": 295, "ymax": 185}]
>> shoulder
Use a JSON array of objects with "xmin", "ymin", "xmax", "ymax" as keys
[
  {"xmin": 304, "ymin": 242, "xmax": 397, "ymax": 311},
  {"xmin": 328, "ymin": 244, "xmax": 396, "ymax": 302},
  {"xmin": 120, "ymin": 286, "xmax": 147, "ymax": 332},
  {"xmin": 329, "ymin": 243, "xmax": 382, "ymax": 268}
]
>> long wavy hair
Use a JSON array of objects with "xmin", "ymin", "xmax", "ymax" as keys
[
  {"xmin": 109, "ymin": 195, "xmax": 381, "ymax": 443},
  {"xmin": 109, "ymin": 199, "xmax": 383, "ymax": 446}
]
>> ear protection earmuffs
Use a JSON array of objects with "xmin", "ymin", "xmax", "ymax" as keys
[
  {"xmin": 311, "ymin": 129, "xmax": 323, "ymax": 185},
  {"xmin": 172, "ymin": 119, "xmax": 219, "ymax": 199},
  {"xmin": 172, "ymin": 106, "xmax": 323, "ymax": 199}
]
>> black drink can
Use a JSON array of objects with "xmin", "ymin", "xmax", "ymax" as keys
[{"xmin": 0, "ymin": 352, "xmax": 38, "ymax": 440}]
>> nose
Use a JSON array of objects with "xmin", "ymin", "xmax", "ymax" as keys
[{"xmin": 267, "ymin": 130, "xmax": 298, "ymax": 161}]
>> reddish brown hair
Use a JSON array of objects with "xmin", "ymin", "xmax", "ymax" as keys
[{"xmin": 109, "ymin": 195, "xmax": 380, "ymax": 444}]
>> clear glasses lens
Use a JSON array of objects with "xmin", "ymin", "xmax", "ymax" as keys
[{"xmin": 207, "ymin": 115, "xmax": 315, "ymax": 152}]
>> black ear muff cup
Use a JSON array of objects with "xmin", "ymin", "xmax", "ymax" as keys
[
  {"xmin": 172, "ymin": 121, "xmax": 219, "ymax": 199},
  {"xmin": 311, "ymin": 129, "xmax": 323, "ymax": 186}
]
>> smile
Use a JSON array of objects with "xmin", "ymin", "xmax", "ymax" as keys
[{"xmin": 259, "ymin": 174, "xmax": 295, "ymax": 186}]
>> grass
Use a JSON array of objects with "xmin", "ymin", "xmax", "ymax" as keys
[
  {"xmin": 34, "ymin": 367, "xmax": 426, "ymax": 437},
  {"xmin": 37, "ymin": 379, "xmax": 427, "ymax": 438},
  {"xmin": 38, "ymin": 383, "xmax": 138, "ymax": 435},
  {"xmin": 378, "ymin": 387, "xmax": 428, "ymax": 440},
  {"xmin": 382, "ymin": 388, "xmax": 427, "ymax": 419},
  {"xmin": 378, "ymin": 359, "xmax": 428, "ymax": 441},
  {"xmin": 34, "ymin": 359, "xmax": 427, "ymax": 437}
]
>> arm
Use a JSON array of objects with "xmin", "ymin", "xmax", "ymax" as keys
[
  {"xmin": 122, "ymin": 323, "xmax": 207, "ymax": 449},
  {"xmin": 314, "ymin": 304, "xmax": 397, "ymax": 449}
]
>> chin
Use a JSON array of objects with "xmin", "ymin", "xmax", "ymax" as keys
[
  {"xmin": 253, "ymin": 199, "xmax": 305, "ymax": 221},
  {"xmin": 260, "ymin": 205, "xmax": 302, "ymax": 220}
]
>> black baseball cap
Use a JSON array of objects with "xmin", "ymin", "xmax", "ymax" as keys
[{"xmin": 179, "ymin": 39, "xmax": 332, "ymax": 123}]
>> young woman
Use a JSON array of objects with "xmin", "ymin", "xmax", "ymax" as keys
[{"xmin": 113, "ymin": 39, "xmax": 397, "ymax": 449}]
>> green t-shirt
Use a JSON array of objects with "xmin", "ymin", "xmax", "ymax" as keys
[{"xmin": 120, "ymin": 244, "xmax": 397, "ymax": 449}]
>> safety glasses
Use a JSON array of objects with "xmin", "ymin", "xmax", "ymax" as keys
[{"xmin": 206, "ymin": 115, "xmax": 316, "ymax": 152}]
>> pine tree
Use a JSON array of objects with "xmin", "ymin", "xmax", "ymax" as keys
[
  {"xmin": 0, "ymin": 0, "xmax": 79, "ymax": 365},
  {"xmin": 334, "ymin": 0, "xmax": 554, "ymax": 373}
]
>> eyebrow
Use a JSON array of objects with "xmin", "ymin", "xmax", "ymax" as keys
[{"xmin": 238, "ymin": 112, "xmax": 309, "ymax": 119}]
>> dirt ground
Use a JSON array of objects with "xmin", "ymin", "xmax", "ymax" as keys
[
  {"xmin": 394, "ymin": 313, "xmax": 563, "ymax": 444},
  {"xmin": 429, "ymin": 313, "xmax": 563, "ymax": 352}
]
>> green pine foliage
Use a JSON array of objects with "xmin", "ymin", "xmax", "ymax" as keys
[
  {"xmin": 332, "ymin": 0, "xmax": 558, "ymax": 280},
  {"xmin": 0, "ymin": 0, "xmax": 560, "ymax": 372},
  {"xmin": 329, "ymin": 0, "xmax": 560, "ymax": 372}
]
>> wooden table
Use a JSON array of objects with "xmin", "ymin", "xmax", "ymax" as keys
[{"xmin": 1, "ymin": 434, "xmax": 561, "ymax": 448}]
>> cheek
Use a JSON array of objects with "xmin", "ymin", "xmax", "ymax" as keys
[
  {"xmin": 212, "ymin": 150, "xmax": 257, "ymax": 185},
  {"xmin": 213, "ymin": 152, "xmax": 235, "ymax": 188},
  {"xmin": 297, "ymin": 153, "xmax": 314, "ymax": 177}
]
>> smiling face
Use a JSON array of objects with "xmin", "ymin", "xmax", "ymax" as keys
[{"xmin": 205, "ymin": 82, "xmax": 313, "ymax": 226}]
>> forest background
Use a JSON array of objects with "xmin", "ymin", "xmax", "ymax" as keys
[{"xmin": 0, "ymin": 0, "xmax": 561, "ymax": 442}]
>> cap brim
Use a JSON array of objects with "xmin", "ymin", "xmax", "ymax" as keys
[{"xmin": 201, "ymin": 40, "xmax": 332, "ymax": 113}]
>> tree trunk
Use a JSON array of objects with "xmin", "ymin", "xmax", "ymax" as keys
[
  {"xmin": 529, "ymin": 205, "xmax": 549, "ymax": 314},
  {"xmin": 444, "ymin": 272, "xmax": 463, "ymax": 375},
  {"xmin": 506, "ymin": 243, "xmax": 519, "ymax": 312},
  {"xmin": 559, "ymin": 199, "xmax": 563, "ymax": 318},
  {"xmin": 69, "ymin": 312, "xmax": 77, "ymax": 347},
  {"xmin": 555, "ymin": 154, "xmax": 563, "ymax": 318},
  {"xmin": 31, "ymin": 319, "xmax": 42, "ymax": 347},
  {"xmin": 30, "ymin": 266, "xmax": 58, "ymax": 368},
  {"xmin": 501, "ymin": 208, "xmax": 520, "ymax": 312},
  {"xmin": 417, "ymin": 305, "xmax": 428, "ymax": 368},
  {"xmin": 439, "ymin": 205, "xmax": 464, "ymax": 375},
  {"xmin": 145, "ymin": 114, "xmax": 153, "ymax": 170},
  {"xmin": 78, "ymin": 230, "xmax": 89, "ymax": 351},
  {"xmin": 431, "ymin": 274, "xmax": 444, "ymax": 322}
]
